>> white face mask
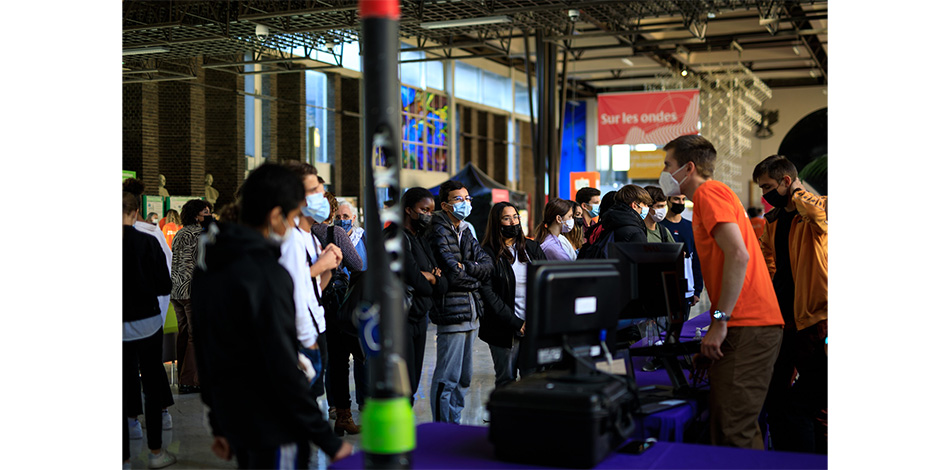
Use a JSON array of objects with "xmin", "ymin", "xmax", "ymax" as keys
[
  {"xmin": 560, "ymin": 216, "xmax": 575, "ymax": 233},
  {"xmin": 651, "ymin": 207, "xmax": 668, "ymax": 222},
  {"xmin": 659, "ymin": 164, "xmax": 690, "ymax": 197},
  {"xmin": 268, "ymin": 217, "xmax": 294, "ymax": 245}
]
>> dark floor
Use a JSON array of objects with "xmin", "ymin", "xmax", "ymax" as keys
[{"xmin": 126, "ymin": 296, "xmax": 709, "ymax": 469}]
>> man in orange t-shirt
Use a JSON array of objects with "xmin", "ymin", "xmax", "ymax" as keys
[{"xmin": 659, "ymin": 135, "xmax": 784, "ymax": 450}]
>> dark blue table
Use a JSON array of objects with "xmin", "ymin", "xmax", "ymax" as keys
[{"xmin": 331, "ymin": 422, "xmax": 827, "ymax": 469}]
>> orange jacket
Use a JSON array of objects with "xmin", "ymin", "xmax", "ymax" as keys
[{"xmin": 759, "ymin": 190, "xmax": 827, "ymax": 330}]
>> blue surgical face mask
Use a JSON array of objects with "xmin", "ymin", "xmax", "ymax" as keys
[
  {"xmin": 451, "ymin": 201, "xmax": 472, "ymax": 221},
  {"xmin": 302, "ymin": 192, "xmax": 331, "ymax": 221},
  {"xmin": 639, "ymin": 205, "xmax": 650, "ymax": 219},
  {"xmin": 589, "ymin": 203, "xmax": 601, "ymax": 218},
  {"xmin": 338, "ymin": 219, "xmax": 353, "ymax": 232}
]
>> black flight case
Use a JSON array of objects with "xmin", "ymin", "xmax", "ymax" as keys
[{"xmin": 487, "ymin": 370, "xmax": 638, "ymax": 468}]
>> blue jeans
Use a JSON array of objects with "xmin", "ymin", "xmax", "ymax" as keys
[
  {"xmin": 298, "ymin": 346, "xmax": 322, "ymax": 388},
  {"xmin": 430, "ymin": 329, "xmax": 477, "ymax": 424},
  {"xmin": 488, "ymin": 337, "xmax": 521, "ymax": 388}
]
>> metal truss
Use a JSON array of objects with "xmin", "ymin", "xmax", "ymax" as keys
[{"xmin": 122, "ymin": 0, "xmax": 826, "ymax": 88}]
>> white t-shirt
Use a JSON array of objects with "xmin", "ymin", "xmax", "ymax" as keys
[
  {"xmin": 301, "ymin": 228, "xmax": 327, "ymax": 334},
  {"xmin": 507, "ymin": 246, "xmax": 528, "ymax": 321},
  {"xmin": 279, "ymin": 227, "xmax": 322, "ymax": 348}
]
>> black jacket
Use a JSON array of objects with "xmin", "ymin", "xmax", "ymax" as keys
[
  {"xmin": 191, "ymin": 222, "xmax": 342, "ymax": 455},
  {"xmin": 123, "ymin": 225, "xmax": 172, "ymax": 323},
  {"xmin": 425, "ymin": 211, "xmax": 493, "ymax": 325},
  {"xmin": 601, "ymin": 204, "xmax": 648, "ymax": 244},
  {"xmin": 383, "ymin": 224, "xmax": 449, "ymax": 328},
  {"xmin": 478, "ymin": 239, "xmax": 547, "ymax": 349}
]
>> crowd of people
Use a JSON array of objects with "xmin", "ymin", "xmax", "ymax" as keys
[{"xmin": 122, "ymin": 135, "xmax": 827, "ymax": 469}]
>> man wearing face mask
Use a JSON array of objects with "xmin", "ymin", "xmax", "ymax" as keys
[
  {"xmin": 598, "ymin": 183, "xmax": 651, "ymax": 245},
  {"xmin": 660, "ymin": 135, "xmax": 784, "ymax": 450},
  {"xmin": 660, "ymin": 193, "xmax": 704, "ymax": 316},
  {"xmin": 191, "ymin": 163, "xmax": 353, "ymax": 468},
  {"xmin": 279, "ymin": 162, "xmax": 342, "ymax": 409},
  {"xmin": 426, "ymin": 180, "xmax": 494, "ymax": 424},
  {"xmin": 575, "ymin": 186, "xmax": 602, "ymax": 241},
  {"xmin": 753, "ymin": 155, "xmax": 828, "ymax": 454}
]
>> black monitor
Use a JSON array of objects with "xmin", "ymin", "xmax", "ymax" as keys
[
  {"xmin": 517, "ymin": 260, "xmax": 622, "ymax": 375},
  {"xmin": 609, "ymin": 242, "xmax": 687, "ymax": 327}
]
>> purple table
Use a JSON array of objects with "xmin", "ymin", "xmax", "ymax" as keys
[
  {"xmin": 620, "ymin": 313, "xmax": 711, "ymax": 442},
  {"xmin": 331, "ymin": 422, "xmax": 827, "ymax": 469}
]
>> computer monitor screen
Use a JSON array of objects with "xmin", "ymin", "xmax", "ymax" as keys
[
  {"xmin": 608, "ymin": 242, "xmax": 686, "ymax": 322},
  {"xmin": 518, "ymin": 260, "xmax": 622, "ymax": 373}
]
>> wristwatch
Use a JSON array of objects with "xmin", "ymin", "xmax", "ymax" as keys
[{"xmin": 712, "ymin": 310, "xmax": 731, "ymax": 322}]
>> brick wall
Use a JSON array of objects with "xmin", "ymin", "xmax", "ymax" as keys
[
  {"xmin": 275, "ymin": 71, "xmax": 306, "ymax": 163},
  {"xmin": 203, "ymin": 68, "xmax": 243, "ymax": 209}
]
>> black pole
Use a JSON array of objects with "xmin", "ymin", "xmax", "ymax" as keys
[{"xmin": 358, "ymin": 1, "xmax": 414, "ymax": 468}]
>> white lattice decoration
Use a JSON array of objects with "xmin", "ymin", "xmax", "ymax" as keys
[{"xmin": 647, "ymin": 63, "xmax": 772, "ymax": 192}]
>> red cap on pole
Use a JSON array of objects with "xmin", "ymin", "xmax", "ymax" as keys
[{"xmin": 359, "ymin": 0, "xmax": 400, "ymax": 20}]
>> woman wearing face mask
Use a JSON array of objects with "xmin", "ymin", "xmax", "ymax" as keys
[
  {"xmin": 534, "ymin": 198, "xmax": 577, "ymax": 261},
  {"xmin": 382, "ymin": 187, "xmax": 448, "ymax": 404},
  {"xmin": 565, "ymin": 201, "xmax": 586, "ymax": 255},
  {"xmin": 336, "ymin": 200, "xmax": 368, "ymax": 272},
  {"xmin": 479, "ymin": 202, "xmax": 547, "ymax": 387},
  {"xmin": 312, "ymin": 189, "xmax": 367, "ymax": 431},
  {"xmin": 169, "ymin": 199, "xmax": 213, "ymax": 394}
]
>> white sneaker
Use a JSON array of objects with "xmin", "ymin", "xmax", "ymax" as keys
[
  {"xmin": 148, "ymin": 449, "xmax": 177, "ymax": 469},
  {"xmin": 128, "ymin": 418, "xmax": 143, "ymax": 440},
  {"xmin": 162, "ymin": 410, "xmax": 173, "ymax": 430}
]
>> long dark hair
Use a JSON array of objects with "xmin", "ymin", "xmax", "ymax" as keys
[
  {"xmin": 533, "ymin": 198, "xmax": 573, "ymax": 245},
  {"xmin": 483, "ymin": 202, "xmax": 528, "ymax": 265}
]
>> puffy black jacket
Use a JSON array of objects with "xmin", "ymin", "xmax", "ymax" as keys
[
  {"xmin": 383, "ymin": 224, "xmax": 448, "ymax": 326},
  {"xmin": 425, "ymin": 211, "xmax": 493, "ymax": 325},
  {"xmin": 600, "ymin": 203, "xmax": 648, "ymax": 244},
  {"xmin": 478, "ymin": 239, "xmax": 547, "ymax": 349}
]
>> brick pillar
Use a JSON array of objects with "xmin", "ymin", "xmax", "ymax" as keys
[
  {"xmin": 122, "ymin": 82, "xmax": 160, "ymax": 193},
  {"xmin": 275, "ymin": 71, "xmax": 306, "ymax": 163},
  {"xmin": 159, "ymin": 78, "xmax": 205, "ymax": 197},
  {"xmin": 204, "ymin": 66, "xmax": 244, "ymax": 209},
  {"xmin": 339, "ymin": 76, "xmax": 362, "ymax": 199}
]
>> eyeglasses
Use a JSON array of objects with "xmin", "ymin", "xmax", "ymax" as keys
[
  {"xmin": 451, "ymin": 196, "xmax": 473, "ymax": 203},
  {"xmin": 501, "ymin": 214, "xmax": 521, "ymax": 222}
]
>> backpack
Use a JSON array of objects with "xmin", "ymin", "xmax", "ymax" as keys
[
  {"xmin": 577, "ymin": 230, "xmax": 615, "ymax": 260},
  {"xmin": 315, "ymin": 227, "xmax": 352, "ymax": 332}
]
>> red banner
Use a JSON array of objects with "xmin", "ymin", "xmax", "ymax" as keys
[{"xmin": 597, "ymin": 90, "xmax": 700, "ymax": 146}]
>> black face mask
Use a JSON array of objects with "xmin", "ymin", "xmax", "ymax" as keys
[
  {"xmin": 762, "ymin": 186, "xmax": 789, "ymax": 208},
  {"xmin": 670, "ymin": 202, "xmax": 686, "ymax": 215},
  {"xmin": 500, "ymin": 224, "xmax": 522, "ymax": 239},
  {"xmin": 413, "ymin": 213, "xmax": 432, "ymax": 231},
  {"xmin": 199, "ymin": 216, "xmax": 213, "ymax": 230},
  {"xmin": 573, "ymin": 217, "xmax": 584, "ymax": 229}
]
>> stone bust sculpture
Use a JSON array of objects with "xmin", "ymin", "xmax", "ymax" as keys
[
  {"xmin": 157, "ymin": 174, "xmax": 170, "ymax": 198},
  {"xmin": 204, "ymin": 173, "xmax": 219, "ymax": 204}
]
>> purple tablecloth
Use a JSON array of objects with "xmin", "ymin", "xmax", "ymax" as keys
[{"xmin": 331, "ymin": 422, "xmax": 827, "ymax": 469}]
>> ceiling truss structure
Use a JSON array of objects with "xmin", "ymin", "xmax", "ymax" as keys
[{"xmin": 123, "ymin": 0, "xmax": 827, "ymax": 95}]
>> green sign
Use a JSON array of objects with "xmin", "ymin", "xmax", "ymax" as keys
[
  {"xmin": 143, "ymin": 195, "xmax": 165, "ymax": 219},
  {"xmin": 168, "ymin": 196, "xmax": 204, "ymax": 215},
  {"xmin": 122, "ymin": 170, "xmax": 137, "ymax": 182}
]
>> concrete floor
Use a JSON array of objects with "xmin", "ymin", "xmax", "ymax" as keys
[
  {"xmin": 126, "ymin": 322, "xmax": 497, "ymax": 469},
  {"xmin": 126, "ymin": 296, "xmax": 710, "ymax": 469}
]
